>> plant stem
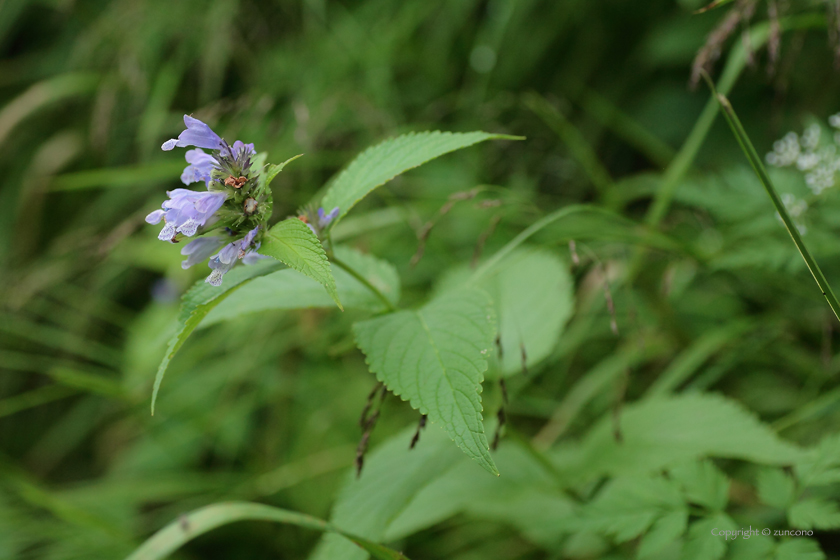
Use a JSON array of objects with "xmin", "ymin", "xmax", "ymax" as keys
[
  {"xmin": 704, "ymin": 75, "xmax": 840, "ymax": 323},
  {"xmin": 330, "ymin": 255, "xmax": 397, "ymax": 313}
]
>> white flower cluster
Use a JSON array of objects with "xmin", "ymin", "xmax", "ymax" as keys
[{"xmin": 766, "ymin": 117, "xmax": 840, "ymax": 196}]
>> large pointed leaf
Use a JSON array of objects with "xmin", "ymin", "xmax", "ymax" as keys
[
  {"xmin": 260, "ymin": 217, "xmax": 342, "ymax": 309},
  {"xmin": 126, "ymin": 502, "xmax": 408, "ymax": 560},
  {"xmin": 320, "ymin": 131, "xmax": 520, "ymax": 225},
  {"xmin": 353, "ymin": 287, "xmax": 498, "ymax": 474},
  {"xmin": 151, "ymin": 260, "xmax": 282, "ymax": 414}
]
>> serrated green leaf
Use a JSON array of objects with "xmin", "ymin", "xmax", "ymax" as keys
[
  {"xmin": 567, "ymin": 394, "xmax": 802, "ymax": 482},
  {"xmin": 202, "ymin": 246, "xmax": 399, "ymax": 326},
  {"xmin": 320, "ymin": 130, "xmax": 521, "ymax": 225},
  {"xmin": 260, "ymin": 217, "xmax": 342, "ymax": 309},
  {"xmin": 572, "ymin": 476, "xmax": 684, "ymax": 543},
  {"xmin": 682, "ymin": 514, "xmax": 736, "ymax": 560},
  {"xmin": 775, "ymin": 538, "xmax": 825, "ymax": 560},
  {"xmin": 638, "ymin": 508, "xmax": 688, "ymax": 559},
  {"xmin": 151, "ymin": 260, "xmax": 282, "ymax": 414},
  {"xmin": 757, "ymin": 468, "xmax": 796, "ymax": 509},
  {"xmin": 669, "ymin": 460, "xmax": 730, "ymax": 512},
  {"xmin": 310, "ymin": 425, "xmax": 463, "ymax": 560},
  {"xmin": 125, "ymin": 501, "xmax": 408, "ymax": 560},
  {"xmin": 789, "ymin": 498, "xmax": 840, "ymax": 530},
  {"xmin": 353, "ymin": 287, "xmax": 497, "ymax": 474}
]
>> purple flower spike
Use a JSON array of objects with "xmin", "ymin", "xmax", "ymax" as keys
[
  {"xmin": 318, "ymin": 207, "xmax": 340, "ymax": 229},
  {"xmin": 154, "ymin": 189, "xmax": 227, "ymax": 242},
  {"xmin": 181, "ymin": 149, "xmax": 218, "ymax": 186},
  {"xmin": 162, "ymin": 115, "xmax": 224, "ymax": 152},
  {"xmin": 180, "ymin": 237, "xmax": 225, "ymax": 269}
]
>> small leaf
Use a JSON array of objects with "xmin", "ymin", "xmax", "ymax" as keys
[
  {"xmin": 571, "ymin": 475, "xmax": 684, "ymax": 543},
  {"xmin": 353, "ymin": 287, "xmax": 498, "ymax": 474},
  {"xmin": 756, "ymin": 468, "xmax": 796, "ymax": 509},
  {"xmin": 681, "ymin": 514, "xmax": 736, "ymax": 560},
  {"xmin": 151, "ymin": 260, "xmax": 281, "ymax": 414},
  {"xmin": 637, "ymin": 509, "xmax": 688, "ymax": 559},
  {"xmin": 261, "ymin": 154, "xmax": 303, "ymax": 189},
  {"xmin": 310, "ymin": 425, "xmax": 463, "ymax": 560},
  {"xmin": 789, "ymin": 498, "xmax": 840, "ymax": 530},
  {"xmin": 261, "ymin": 217, "xmax": 342, "ymax": 309},
  {"xmin": 569, "ymin": 394, "xmax": 802, "ymax": 482},
  {"xmin": 775, "ymin": 538, "xmax": 825, "ymax": 560},
  {"xmin": 202, "ymin": 246, "xmax": 399, "ymax": 326},
  {"xmin": 669, "ymin": 460, "xmax": 730, "ymax": 512},
  {"xmin": 795, "ymin": 433, "xmax": 840, "ymax": 488},
  {"xmin": 320, "ymin": 131, "xmax": 521, "ymax": 225},
  {"xmin": 125, "ymin": 501, "xmax": 408, "ymax": 560}
]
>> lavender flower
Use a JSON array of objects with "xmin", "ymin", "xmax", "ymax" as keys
[
  {"xmin": 180, "ymin": 149, "xmax": 218, "ymax": 187},
  {"xmin": 205, "ymin": 226, "xmax": 261, "ymax": 286},
  {"xmin": 180, "ymin": 237, "xmax": 225, "ymax": 269},
  {"xmin": 298, "ymin": 206, "xmax": 340, "ymax": 237},
  {"xmin": 153, "ymin": 114, "xmax": 275, "ymax": 286},
  {"xmin": 162, "ymin": 115, "xmax": 224, "ymax": 152},
  {"xmin": 318, "ymin": 207, "xmax": 340, "ymax": 229},
  {"xmin": 146, "ymin": 189, "xmax": 227, "ymax": 241}
]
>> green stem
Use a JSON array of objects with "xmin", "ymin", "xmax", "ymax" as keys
[
  {"xmin": 330, "ymin": 255, "xmax": 397, "ymax": 313},
  {"xmin": 705, "ymin": 76, "xmax": 840, "ymax": 323}
]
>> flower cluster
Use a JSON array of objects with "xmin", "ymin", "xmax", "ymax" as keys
[{"xmin": 147, "ymin": 115, "xmax": 271, "ymax": 286}]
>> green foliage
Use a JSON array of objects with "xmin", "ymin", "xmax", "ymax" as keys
[
  {"xmin": 353, "ymin": 288, "xmax": 498, "ymax": 474},
  {"xmin": 151, "ymin": 260, "xmax": 282, "ymax": 414},
  {"xmin": 472, "ymin": 246, "xmax": 574, "ymax": 376},
  {"xmin": 202, "ymin": 246, "xmax": 400, "ymax": 325},
  {"xmin": 319, "ymin": 131, "xmax": 520, "ymax": 225},
  {"xmin": 126, "ymin": 502, "xmax": 408, "ymax": 560},
  {"xmin": 7, "ymin": 1, "xmax": 840, "ymax": 559},
  {"xmin": 261, "ymin": 218, "xmax": 342, "ymax": 309}
]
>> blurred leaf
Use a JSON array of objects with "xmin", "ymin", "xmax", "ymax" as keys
[
  {"xmin": 727, "ymin": 534, "xmax": 776, "ymax": 560},
  {"xmin": 203, "ymin": 246, "xmax": 399, "ymax": 326},
  {"xmin": 151, "ymin": 260, "xmax": 282, "ymax": 414},
  {"xmin": 386, "ymin": 441, "xmax": 575, "ymax": 547},
  {"xmin": 320, "ymin": 131, "xmax": 521, "ymax": 225},
  {"xmin": 126, "ymin": 502, "xmax": 408, "ymax": 560},
  {"xmin": 774, "ymin": 538, "xmax": 825, "ymax": 560},
  {"xmin": 571, "ymin": 475, "xmax": 684, "ymax": 542},
  {"xmin": 310, "ymin": 426, "xmax": 463, "ymax": 560},
  {"xmin": 261, "ymin": 217, "xmax": 342, "ymax": 309},
  {"xmin": 756, "ymin": 468, "xmax": 796, "ymax": 509},
  {"xmin": 795, "ymin": 433, "xmax": 840, "ymax": 488},
  {"xmin": 564, "ymin": 394, "xmax": 803, "ymax": 481},
  {"xmin": 476, "ymin": 247, "xmax": 574, "ymax": 376},
  {"xmin": 637, "ymin": 508, "xmax": 688, "ymax": 558},
  {"xmin": 669, "ymin": 460, "xmax": 730, "ymax": 512},
  {"xmin": 354, "ymin": 288, "xmax": 498, "ymax": 474},
  {"xmin": 682, "ymin": 514, "xmax": 736, "ymax": 560},
  {"xmin": 788, "ymin": 498, "xmax": 840, "ymax": 530}
]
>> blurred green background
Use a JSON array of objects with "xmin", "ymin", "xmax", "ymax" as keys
[{"xmin": 4, "ymin": 0, "xmax": 840, "ymax": 558}]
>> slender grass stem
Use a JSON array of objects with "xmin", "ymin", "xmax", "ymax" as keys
[
  {"xmin": 704, "ymin": 74, "xmax": 840, "ymax": 323},
  {"xmin": 330, "ymin": 255, "xmax": 397, "ymax": 313}
]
